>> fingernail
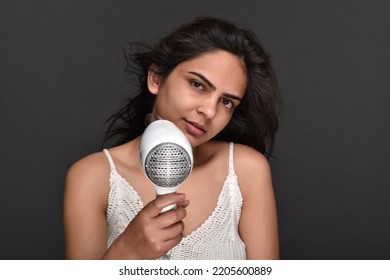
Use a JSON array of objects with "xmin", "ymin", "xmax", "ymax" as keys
[{"xmin": 177, "ymin": 200, "xmax": 190, "ymax": 207}]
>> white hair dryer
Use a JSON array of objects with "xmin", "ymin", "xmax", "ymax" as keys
[{"xmin": 139, "ymin": 119, "xmax": 193, "ymax": 213}]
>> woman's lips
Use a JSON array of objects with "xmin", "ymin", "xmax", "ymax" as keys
[{"xmin": 185, "ymin": 120, "xmax": 206, "ymax": 136}]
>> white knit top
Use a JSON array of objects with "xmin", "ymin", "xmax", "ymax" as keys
[{"xmin": 103, "ymin": 142, "xmax": 246, "ymax": 259}]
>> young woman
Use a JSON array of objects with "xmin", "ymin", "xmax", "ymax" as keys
[{"xmin": 63, "ymin": 16, "xmax": 280, "ymax": 260}]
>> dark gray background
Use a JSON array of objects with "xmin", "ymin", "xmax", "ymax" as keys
[{"xmin": 1, "ymin": 0, "xmax": 389, "ymax": 259}]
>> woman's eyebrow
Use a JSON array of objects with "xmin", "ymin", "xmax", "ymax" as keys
[
  {"xmin": 187, "ymin": 71, "xmax": 243, "ymax": 102},
  {"xmin": 188, "ymin": 71, "xmax": 216, "ymax": 90},
  {"xmin": 222, "ymin": 93, "xmax": 242, "ymax": 102}
]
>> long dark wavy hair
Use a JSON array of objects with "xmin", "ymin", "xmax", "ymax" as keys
[{"xmin": 104, "ymin": 16, "xmax": 280, "ymax": 157}]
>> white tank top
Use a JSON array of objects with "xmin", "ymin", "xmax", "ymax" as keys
[{"xmin": 103, "ymin": 142, "xmax": 246, "ymax": 259}]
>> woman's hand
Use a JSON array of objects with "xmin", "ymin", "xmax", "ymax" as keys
[{"xmin": 103, "ymin": 193, "xmax": 189, "ymax": 259}]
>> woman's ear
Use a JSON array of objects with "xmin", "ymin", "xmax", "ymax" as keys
[{"xmin": 147, "ymin": 64, "xmax": 161, "ymax": 95}]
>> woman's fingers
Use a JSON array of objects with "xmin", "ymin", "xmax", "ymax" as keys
[
  {"xmin": 144, "ymin": 193, "xmax": 188, "ymax": 217},
  {"xmin": 155, "ymin": 220, "xmax": 186, "ymax": 253}
]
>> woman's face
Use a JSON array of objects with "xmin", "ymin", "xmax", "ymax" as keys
[{"xmin": 148, "ymin": 50, "xmax": 247, "ymax": 147}]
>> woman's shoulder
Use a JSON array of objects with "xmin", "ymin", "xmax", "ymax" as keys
[
  {"xmin": 232, "ymin": 143, "xmax": 270, "ymax": 171},
  {"xmin": 198, "ymin": 141, "xmax": 269, "ymax": 171},
  {"xmin": 67, "ymin": 151, "xmax": 110, "ymax": 178},
  {"xmin": 201, "ymin": 141, "xmax": 271, "ymax": 192},
  {"xmin": 231, "ymin": 143, "xmax": 272, "ymax": 194},
  {"xmin": 64, "ymin": 150, "xmax": 113, "ymax": 197},
  {"xmin": 66, "ymin": 140, "xmax": 138, "ymax": 183},
  {"xmin": 64, "ymin": 150, "xmax": 112, "ymax": 215},
  {"xmin": 67, "ymin": 140, "xmax": 135, "ymax": 174}
]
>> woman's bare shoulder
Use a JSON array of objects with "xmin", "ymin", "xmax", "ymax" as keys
[
  {"xmin": 233, "ymin": 143, "xmax": 269, "ymax": 169},
  {"xmin": 65, "ymin": 141, "xmax": 135, "ymax": 191},
  {"xmin": 232, "ymin": 143, "xmax": 272, "ymax": 192},
  {"xmin": 67, "ymin": 151, "xmax": 110, "ymax": 179},
  {"xmin": 64, "ymin": 151, "xmax": 112, "ymax": 198},
  {"xmin": 197, "ymin": 141, "xmax": 268, "ymax": 167}
]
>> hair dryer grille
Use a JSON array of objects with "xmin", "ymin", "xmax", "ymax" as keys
[{"xmin": 145, "ymin": 143, "xmax": 192, "ymax": 188}]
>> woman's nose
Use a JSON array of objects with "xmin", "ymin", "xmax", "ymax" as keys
[{"xmin": 196, "ymin": 97, "xmax": 217, "ymax": 119}]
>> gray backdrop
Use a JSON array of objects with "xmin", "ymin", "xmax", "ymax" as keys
[{"xmin": 1, "ymin": 0, "xmax": 389, "ymax": 259}]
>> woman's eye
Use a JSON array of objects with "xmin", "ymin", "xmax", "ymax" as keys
[
  {"xmin": 190, "ymin": 81, "xmax": 205, "ymax": 91},
  {"xmin": 221, "ymin": 98, "xmax": 233, "ymax": 109}
]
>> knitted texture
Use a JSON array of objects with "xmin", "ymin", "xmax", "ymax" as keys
[{"xmin": 103, "ymin": 142, "xmax": 246, "ymax": 259}]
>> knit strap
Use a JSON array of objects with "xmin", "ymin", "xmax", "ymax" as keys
[
  {"xmin": 228, "ymin": 142, "xmax": 235, "ymax": 174},
  {"xmin": 103, "ymin": 149, "xmax": 116, "ymax": 172}
]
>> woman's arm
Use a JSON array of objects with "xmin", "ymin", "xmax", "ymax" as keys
[
  {"xmin": 235, "ymin": 145, "xmax": 279, "ymax": 259},
  {"xmin": 63, "ymin": 153, "xmax": 111, "ymax": 259}
]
